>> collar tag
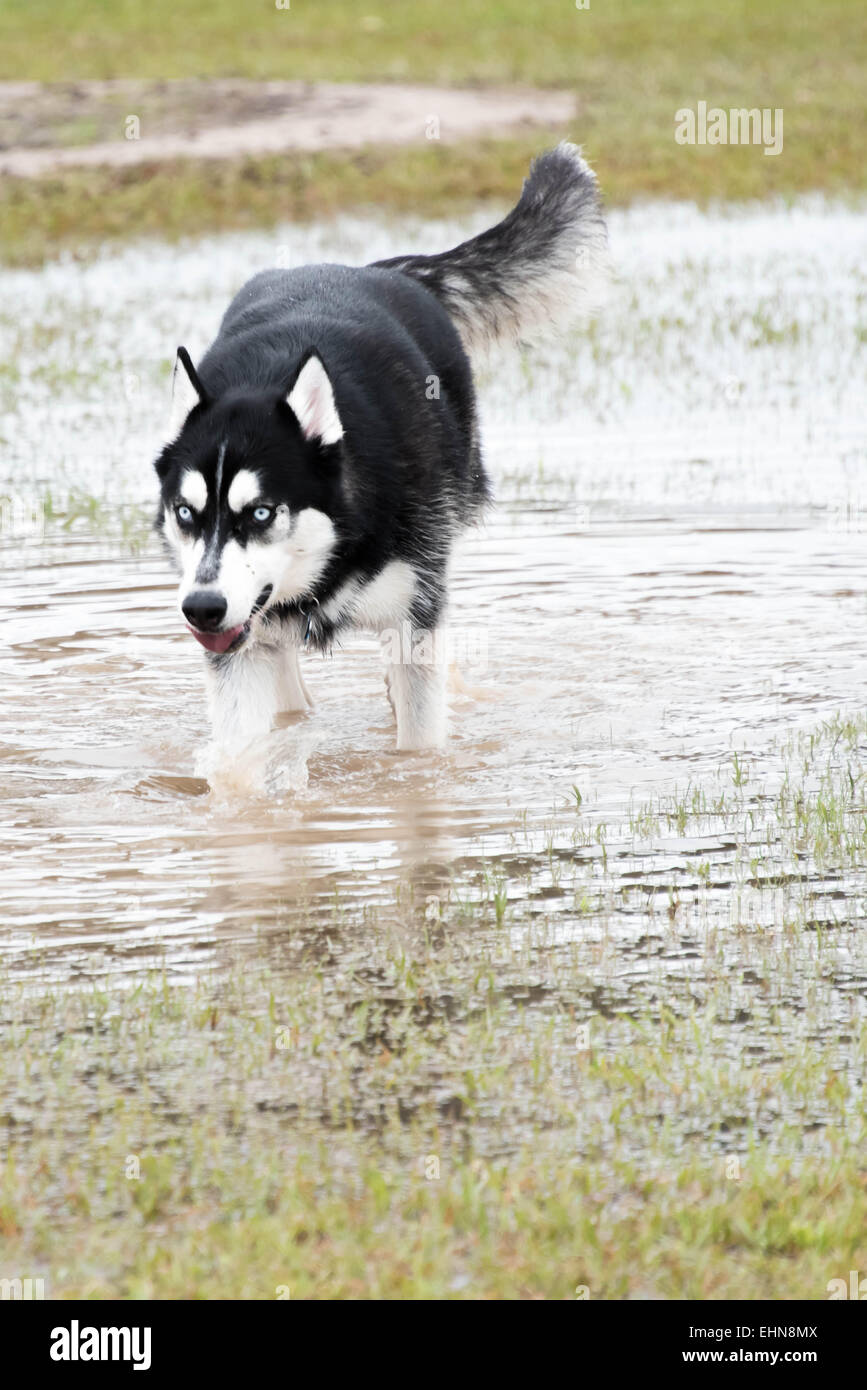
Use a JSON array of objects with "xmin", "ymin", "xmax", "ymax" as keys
[{"xmin": 300, "ymin": 597, "xmax": 320, "ymax": 644}]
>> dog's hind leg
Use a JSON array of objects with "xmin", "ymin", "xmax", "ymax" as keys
[
  {"xmin": 385, "ymin": 624, "xmax": 448, "ymax": 751},
  {"xmin": 384, "ymin": 665, "xmax": 396, "ymax": 722}
]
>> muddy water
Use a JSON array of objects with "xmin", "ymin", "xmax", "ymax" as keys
[{"xmin": 1, "ymin": 199, "xmax": 865, "ymax": 981}]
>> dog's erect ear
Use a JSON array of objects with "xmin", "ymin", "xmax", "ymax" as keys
[
  {"xmin": 167, "ymin": 346, "xmax": 208, "ymax": 443},
  {"xmin": 285, "ymin": 350, "xmax": 343, "ymax": 447}
]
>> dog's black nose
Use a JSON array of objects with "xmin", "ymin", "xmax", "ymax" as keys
[{"xmin": 182, "ymin": 591, "xmax": 228, "ymax": 631}]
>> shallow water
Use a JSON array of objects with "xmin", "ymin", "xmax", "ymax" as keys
[{"xmin": 1, "ymin": 197, "xmax": 865, "ymax": 983}]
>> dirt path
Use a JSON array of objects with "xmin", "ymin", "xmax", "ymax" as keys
[{"xmin": 0, "ymin": 79, "xmax": 574, "ymax": 177}]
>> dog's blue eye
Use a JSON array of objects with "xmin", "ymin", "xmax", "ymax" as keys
[
  {"xmin": 252, "ymin": 506, "xmax": 273, "ymax": 524},
  {"xmin": 176, "ymin": 504, "xmax": 194, "ymax": 524}
]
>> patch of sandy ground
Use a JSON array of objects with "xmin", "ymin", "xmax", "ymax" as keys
[{"xmin": 0, "ymin": 79, "xmax": 575, "ymax": 177}]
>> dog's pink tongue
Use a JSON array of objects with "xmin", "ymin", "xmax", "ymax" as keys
[{"xmin": 187, "ymin": 624, "xmax": 244, "ymax": 653}]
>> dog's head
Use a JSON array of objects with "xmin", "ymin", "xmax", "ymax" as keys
[{"xmin": 154, "ymin": 347, "xmax": 343, "ymax": 654}]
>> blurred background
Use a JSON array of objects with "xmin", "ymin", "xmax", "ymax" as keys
[{"xmin": 0, "ymin": 0, "xmax": 861, "ymax": 266}]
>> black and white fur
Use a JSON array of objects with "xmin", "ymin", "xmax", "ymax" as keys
[{"xmin": 154, "ymin": 143, "xmax": 607, "ymax": 753}]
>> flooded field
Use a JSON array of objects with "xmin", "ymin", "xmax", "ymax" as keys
[{"xmin": 1, "ymin": 197, "xmax": 866, "ymax": 1297}]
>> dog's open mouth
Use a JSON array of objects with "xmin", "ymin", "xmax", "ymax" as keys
[
  {"xmin": 184, "ymin": 586, "xmax": 273, "ymax": 654},
  {"xmin": 186, "ymin": 622, "xmax": 247, "ymax": 654}
]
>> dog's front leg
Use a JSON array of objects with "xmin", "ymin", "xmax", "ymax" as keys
[
  {"xmin": 203, "ymin": 642, "xmax": 310, "ymax": 753},
  {"xmin": 385, "ymin": 623, "xmax": 448, "ymax": 751},
  {"xmin": 279, "ymin": 643, "xmax": 313, "ymax": 714}
]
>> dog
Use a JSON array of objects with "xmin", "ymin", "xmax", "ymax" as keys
[{"xmin": 153, "ymin": 143, "xmax": 607, "ymax": 753}]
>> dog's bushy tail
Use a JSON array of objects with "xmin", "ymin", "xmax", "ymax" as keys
[{"xmin": 373, "ymin": 143, "xmax": 608, "ymax": 361}]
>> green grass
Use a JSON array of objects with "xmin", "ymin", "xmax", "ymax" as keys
[
  {"xmin": 0, "ymin": 0, "xmax": 856, "ymax": 95},
  {"xmin": 0, "ymin": 0, "xmax": 863, "ymax": 265},
  {"xmin": 0, "ymin": 140, "xmax": 563, "ymax": 269},
  {"xmin": 2, "ymin": 710, "xmax": 867, "ymax": 1298}
]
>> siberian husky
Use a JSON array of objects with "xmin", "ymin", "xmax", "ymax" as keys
[{"xmin": 154, "ymin": 143, "xmax": 607, "ymax": 753}]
